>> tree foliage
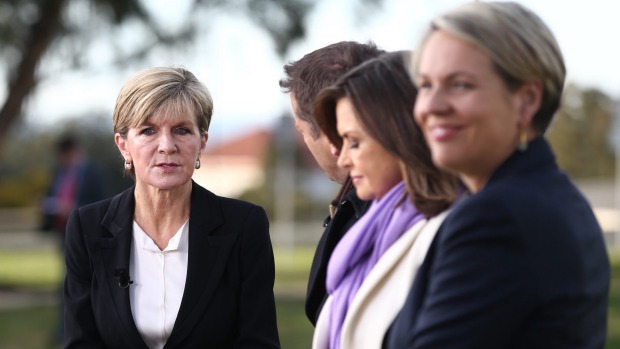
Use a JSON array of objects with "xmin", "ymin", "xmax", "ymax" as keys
[
  {"xmin": 547, "ymin": 84, "xmax": 616, "ymax": 179},
  {"xmin": 0, "ymin": 0, "xmax": 317, "ymax": 146},
  {"xmin": 0, "ymin": 0, "xmax": 385, "ymax": 209}
]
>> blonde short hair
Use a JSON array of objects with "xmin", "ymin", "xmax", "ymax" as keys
[
  {"xmin": 113, "ymin": 66, "xmax": 213, "ymax": 137},
  {"xmin": 410, "ymin": 1, "xmax": 565, "ymax": 133}
]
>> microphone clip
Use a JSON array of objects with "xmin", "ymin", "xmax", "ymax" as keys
[{"xmin": 114, "ymin": 267, "xmax": 134, "ymax": 289}]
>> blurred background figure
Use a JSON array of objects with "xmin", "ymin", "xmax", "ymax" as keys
[
  {"xmin": 40, "ymin": 133, "xmax": 106, "ymax": 343},
  {"xmin": 41, "ymin": 134, "xmax": 107, "ymax": 240}
]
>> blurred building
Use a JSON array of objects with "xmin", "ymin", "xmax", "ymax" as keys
[
  {"xmin": 192, "ymin": 119, "xmax": 340, "ymax": 247},
  {"xmin": 192, "ymin": 121, "xmax": 337, "ymax": 201},
  {"xmin": 193, "ymin": 129, "xmax": 272, "ymax": 198}
]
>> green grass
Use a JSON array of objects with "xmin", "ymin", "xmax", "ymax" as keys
[
  {"xmin": 0, "ymin": 300, "xmax": 311, "ymax": 349},
  {"xmin": 274, "ymin": 247, "xmax": 314, "ymax": 297},
  {"xmin": 0, "ymin": 247, "xmax": 312, "ymax": 292},
  {"xmin": 606, "ymin": 250, "xmax": 620, "ymax": 347},
  {"xmin": 0, "ymin": 306, "xmax": 60, "ymax": 349},
  {"xmin": 0, "ymin": 246, "xmax": 316, "ymax": 349},
  {"xmin": 275, "ymin": 247, "xmax": 315, "ymax": 348},
  {"xmin": 0, "ymin": 248, "xmax": 63, "ymax": 290},
  {"xmin": 2, "ymin": 247, "xmax": 620, "ymax": 348}
]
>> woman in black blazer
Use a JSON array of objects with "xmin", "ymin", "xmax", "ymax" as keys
[
  {"xmin": 63, "ymin": 67, "xmax": 280, "ymax": 348},
  {"xmin": 386, "ymin": 2, "xmax": 610, "ymax": 348}
]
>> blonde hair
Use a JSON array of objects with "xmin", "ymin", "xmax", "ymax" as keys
[
  {"xmin": 410, "ymin": 1, "xmax": 565, "ymax": 133},
  {"xmin": 113, "ymin": 66, "xmax": 213, "ymax": 138}
]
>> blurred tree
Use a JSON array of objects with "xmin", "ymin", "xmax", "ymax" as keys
[
  {"xmin": 547, "ymin": 84, "xmax": 616, "ymax": 179},
  {"xmin": 0, "ymin": 0, "xmax": 382, "ymax": 148}
]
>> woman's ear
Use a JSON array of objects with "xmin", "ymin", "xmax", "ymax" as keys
[
  {"xmin": 114, "ymin": 133, "xmax": 130, "ymax": 161},
  {"xmin": 201, "ymin": 132, "xmax": 209, "ymax": 151},
  {"xmin": 517, "ymin": 80, "xmax": 544, "ymax": 127}
]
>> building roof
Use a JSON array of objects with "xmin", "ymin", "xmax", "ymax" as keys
[{"xmin": 205, "ymin": 128, "xmax": 272, "ymax": 159}]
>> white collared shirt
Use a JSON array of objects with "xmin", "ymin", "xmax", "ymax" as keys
[{"xmin": 129, "ymin": 220, "xmax": 189, "ymax": 349}]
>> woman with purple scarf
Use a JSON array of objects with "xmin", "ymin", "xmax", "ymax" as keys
[{"xmin": 311, "ymin": 51, "xmax": 459, "ymax": 349}]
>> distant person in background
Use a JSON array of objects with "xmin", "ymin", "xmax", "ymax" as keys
[
  {"xmin": 64, "ymin": 66, "xmax": 280, "ymax": 348},
  {"xmin": 42, "ymin": 135, "xmax": 106, "ymax": 242},
  {"xmin": 279, "ymin": 41, "xmax": 384, "ymax": 326},
  {"xmin": 41, "ymin": 134, "xmax": 106, "ymax": 343},
  {"xmin": 385, "ymin": 2, "xmax": 610, "ymax": 348}
]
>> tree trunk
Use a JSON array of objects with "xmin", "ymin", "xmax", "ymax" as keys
[{"xmin": 0, "ymin": 0, "xmax": 67, "ymax": 146}]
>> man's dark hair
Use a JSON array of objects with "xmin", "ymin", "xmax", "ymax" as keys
[
  {"xmin": 56, "ymin": 134, "xmax": 79, "ymax": 154},
  {"xmin": 279, "ymin": 41, "xmax": 384, "ymax": 139}
]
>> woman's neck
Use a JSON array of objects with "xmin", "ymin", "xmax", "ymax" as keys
[{"xmin": 133, "ymin": 181, "xmax": 192, "ymax": 250}]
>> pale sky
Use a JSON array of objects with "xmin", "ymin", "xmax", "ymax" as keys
[{"xmin": 18, "ymin": 0, "xmax": 620, "ymax": 143}]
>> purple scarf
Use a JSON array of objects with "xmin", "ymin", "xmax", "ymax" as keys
[{"xmin": 326, "ymin": 181, "xmax": 424, "ymax": 349}]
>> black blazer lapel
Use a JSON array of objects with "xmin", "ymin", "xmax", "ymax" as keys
[
  {"xmin": 165, "ymin": 183, "xmax": 237, "ymax": 348},
  {"xmin": 98, "ymin": 187, "xmax": 148, "ymax": 349}
]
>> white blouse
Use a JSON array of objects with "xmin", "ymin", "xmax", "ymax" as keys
[{"xmin": 129, "ymin": 220, "xmax": 189, "ymax": 349}]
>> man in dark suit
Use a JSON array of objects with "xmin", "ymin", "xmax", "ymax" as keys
[
  {"xmin": 42, "ymin": 135, "xmax": 106, "ymax": 242},
  {"xmin": 41, "ymin": 134, "xmax": 106, "ymax": 343},
  {"xmin": 279, "ymin": 41, "xmax": 384, "ymax": 325}
]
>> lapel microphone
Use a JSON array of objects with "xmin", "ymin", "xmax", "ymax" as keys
[{"xmin": 114, "ymin": 267, "xmax": 134, "ymax": 289}]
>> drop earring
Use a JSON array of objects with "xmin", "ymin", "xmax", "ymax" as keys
[
  {"xmin": 518, "ymin": 129, "xmax": 528, "ymax": 152},
  {"xmin": 195, "ymin": 159, "xmax": 201, "ymax": 169},
  {"xmin": 124, "ymin": 161, "xmax": 132, "ymax": 170}
]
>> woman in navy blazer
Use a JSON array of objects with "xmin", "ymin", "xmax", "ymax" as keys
[
  {"xmin": 63, "ymin": 67, "xmax": 280, "ymax": 348},
  {"xmin": 385, "ymin": 2, "xmax": 610, "ymax": 348}
]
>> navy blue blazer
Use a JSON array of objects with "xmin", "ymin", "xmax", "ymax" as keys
[
  {"xmin": 385, "ymin": 138, "xmax": 610, "ymax": 349},
  {"xmin": 64, "ymin": 182, "xmax": 280, "ymax": 348}
]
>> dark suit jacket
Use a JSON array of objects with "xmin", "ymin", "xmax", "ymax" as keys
[
  {"xmin": 385, "ymin": 138, "xmax": 610, "ymax": 349},
  {"xmin": 42, "ymin": 161, "xmax": 106, "ymax": 234},
  {"xmin": 305, "ymin": 186, "xmax": 371, "ymax": 325},
  {"xmin": 64, "ymin": 182, "xmax": 280, "ymax": 348},
  {"xmin": 73, "ymin": 162, "xmax": 107, "ymax": 209}
]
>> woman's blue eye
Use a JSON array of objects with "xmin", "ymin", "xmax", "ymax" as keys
[
  {"xmin": 175, "ymin": 128, "xmax": 190, "ymax": 135},
  {"xmin": 453, "ymin": 81, "xmax": 472, "ymax": 89},
  {"xmin": 141, "ymin": 128, "xmax": 155, "ymax": 135}
]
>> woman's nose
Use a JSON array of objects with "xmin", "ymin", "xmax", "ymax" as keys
[
  {"xmin": 415, "ymin": 87, "xmax": 449, "ymax": 119},
  {"xmin": 337, "ymin": 147, "xmax": 350, "ymax": 169},
  {"xmin": 158, "ymin": 133, "xmax": 177, "ymax": 153}
]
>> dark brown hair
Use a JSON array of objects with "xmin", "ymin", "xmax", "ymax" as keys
[
  {"xmin": 279, "ymin": 41, "xmax": 384, "ymax": 139},
  {"xmin": 315, "ymin": 51, "xmax": 459, "ymax": 217}
]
